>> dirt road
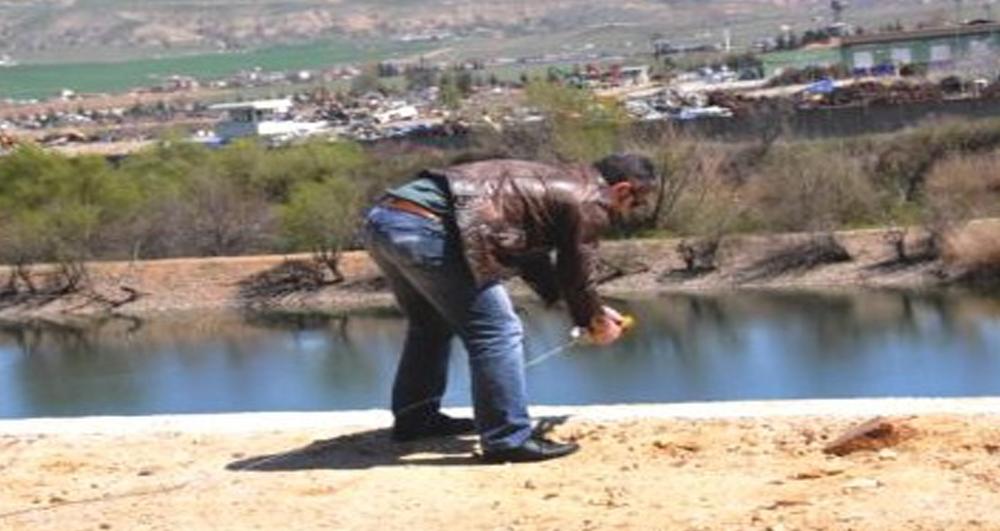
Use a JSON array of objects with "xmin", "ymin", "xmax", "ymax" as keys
[{"xmin": 2, "ymin": 407, "xmax": 999, "ymax": 530}]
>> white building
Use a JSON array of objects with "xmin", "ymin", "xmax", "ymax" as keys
[{"xmin": 208, "ymin": 99, "xmax": 328, "ymax": 142}]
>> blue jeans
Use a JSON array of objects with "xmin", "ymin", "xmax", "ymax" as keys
[{"xmin": 362, "ymin": 205, "xmax": 533, "ymax": 451}]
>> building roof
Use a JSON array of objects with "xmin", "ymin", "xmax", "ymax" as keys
[
  {"xmin": 842, "ymin": 22, "xmax": 1000, "ymax": 46},
  {"xmin": 208, "ymin": 99, "xmax": 292, "ymax": 112}
]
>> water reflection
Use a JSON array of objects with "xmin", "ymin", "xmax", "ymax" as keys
[{"xmin": 1, "ymin": 290, "xmax": 999, "ymax": 419}]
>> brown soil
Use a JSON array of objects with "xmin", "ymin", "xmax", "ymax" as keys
[
  {"xmin": 4, "ymin": 222, "xmax": 996, "ymax": 321},
  {"xmin": 2, "ymin": 414, "xmax": 1000, "ymax": 530}
]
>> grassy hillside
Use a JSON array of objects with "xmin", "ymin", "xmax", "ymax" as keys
[
  {"xmin": 0, "ymin": 38, "xmax": 431, "ymax": 100},
  {"xmin": 0, "ymin": 0, "xmax": 955, "ymax": 63},
  {"xmin": 0, "ymin": 0, "xmax": 962, "ymax": 99}
]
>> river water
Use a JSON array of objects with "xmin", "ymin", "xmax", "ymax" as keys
[{"xmin": 2, "ymin": 290, "xmax": 999, "ymax": 419}]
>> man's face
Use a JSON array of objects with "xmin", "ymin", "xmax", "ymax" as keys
[{"xmin": 608, "ymin": 181, "xmax": 652, "ymax": 219}]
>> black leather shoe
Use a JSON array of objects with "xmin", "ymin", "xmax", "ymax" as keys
[
  {"xmin": 481, "ymin": 436, "xmax": 580, "ymax": 464},
  {"xmin": 392, "ymin": 413, "xmax": 477, "ymax": 442}
]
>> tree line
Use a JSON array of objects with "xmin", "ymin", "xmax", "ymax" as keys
[{"xmin": 2, "ymin": 81, "xmax": 1000, "ymax": 295}]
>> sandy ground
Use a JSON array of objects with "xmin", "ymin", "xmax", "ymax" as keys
[{"xmin": 2, "ymin": 404, "xmax": 1000, "ymax": 530}]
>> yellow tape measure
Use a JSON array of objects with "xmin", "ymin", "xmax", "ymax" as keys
[{"xmin": 571, "ymin": 314, "xmax": 636, "ymax": 344}]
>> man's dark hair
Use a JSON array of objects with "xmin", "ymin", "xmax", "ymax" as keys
[{"xmin": 594, "ymin": 153, "xmax": 658, "ymax": 189}]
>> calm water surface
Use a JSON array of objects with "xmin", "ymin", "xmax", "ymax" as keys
[{"xmin": 2, "ymin": 290, "xmax": 1000, "ymax": 419}]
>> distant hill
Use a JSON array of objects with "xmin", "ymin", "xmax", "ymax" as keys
[{"xmin": 0, "ymin": 0, "xmax": 953, "ymax": 64}]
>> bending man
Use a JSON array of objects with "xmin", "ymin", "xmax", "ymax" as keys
[{"xmin": 362, "ymin": 154, "xmax": 657, "ymax": 463}]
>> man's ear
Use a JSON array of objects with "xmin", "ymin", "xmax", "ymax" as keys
[{"xmin": 610, "ymin": 181, "xmax": 633, "ymax": 204}]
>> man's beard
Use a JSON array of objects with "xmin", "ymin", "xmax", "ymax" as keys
[{"xmin": 609, "ymin": 203, "xmax": 648, "ymax": 230}]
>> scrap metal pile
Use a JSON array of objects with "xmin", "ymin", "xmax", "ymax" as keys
[
  {"xmin": 294, "ymin": 89, "xmax": 469, "ymax": 142},
  {"xmin": 709, "ymin": 77, "xmax": 1000, "ymax": 115},
  {"xmin": 705, "ymin": 91, "xmax": 766, "ymax": 116},
  {"xmin": 798, "ymin": 80, "xmax": 945, "ymax": 108},
  {"xmin": 624, "ymin": 89, "xmax": 734, "ymax": 121},
  {"xmin": 766, "ymin": 65, "xmax": 848, "ymax": 88}
]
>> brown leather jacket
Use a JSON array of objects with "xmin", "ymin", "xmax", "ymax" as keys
[{"xmin": 424, "ymin": 159, "xmax": 611, "ymax": 327}]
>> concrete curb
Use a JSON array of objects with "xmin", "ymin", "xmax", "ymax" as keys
[{"xmin": 2, "ymin": 397, "xmax": 1000, "ymax": 436}]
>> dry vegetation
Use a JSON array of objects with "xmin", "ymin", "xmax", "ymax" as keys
[
  {"xmin": 622, "ymin": 116, "xmax": 1000, "ymax": 282},
  {"xmin": 942, "ymin": 222, "xmax": 1000, "ymax": 285},
  {"xmin": 3, "ymin": 83, "xmax": 1000, "ymax": 311}
]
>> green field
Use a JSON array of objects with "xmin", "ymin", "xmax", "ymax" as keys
[
  {"xmin": 0, "ymin": 0, "xmax": 958, "ymax": 101},
  {"xmin": 0, "ymin": 38, "xmax": 435, "ymax": 100}
]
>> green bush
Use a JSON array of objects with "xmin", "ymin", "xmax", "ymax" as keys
[
  {"xmin": 0, "ymin": 147, "xmax": 128, "ymax": 264},
  {"xmin": 524, "ymin": 81, "xmax": 626, "ymax": 162},
  {"xmin": 0, "ymin": 138, "xmax": 378, "ymax": 266},
  {"xmin": 279, "ymin": 177, "xmax": 362, "ymax": 282}
]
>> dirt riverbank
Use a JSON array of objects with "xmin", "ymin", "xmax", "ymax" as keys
[
  {"xmin": 0, "ymin": 221, "xmax": 996, "ymax": 321},
  {"xmin": 2, "ymin": 405, "xmax": 1000, "ymax": 530}
]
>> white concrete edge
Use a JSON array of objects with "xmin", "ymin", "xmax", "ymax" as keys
[{"xmin": 2, "ymin": 397, "xmax": 1000, "ymax": 436}]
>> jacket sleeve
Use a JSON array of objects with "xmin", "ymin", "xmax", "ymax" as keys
[
  {"xmin": 553, "ymin": 196, "xmax": 605, "ymax": 328},
  {"xmin": 517, "ymin": 252, "xmax": 561, "ymax": 306}
]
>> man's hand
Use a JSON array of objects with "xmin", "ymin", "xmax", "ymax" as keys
[{"xmin": 587, "ymin": 306, "xmax": 626, "ymax": 346}]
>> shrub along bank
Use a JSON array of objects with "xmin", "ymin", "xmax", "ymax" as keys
[{"xmin": 2, "ymin": 83, "xmax": 1000, "ymax": 296}]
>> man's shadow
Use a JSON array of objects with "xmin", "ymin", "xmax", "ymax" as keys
[{"xmin": 226, "ymin": 417, "xmax": 570, "ymax": 472}]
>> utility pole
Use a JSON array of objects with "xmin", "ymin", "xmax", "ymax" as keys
[{"xmin": 955, "ymin": 0, "xmax": 965, "ymax": 23}]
